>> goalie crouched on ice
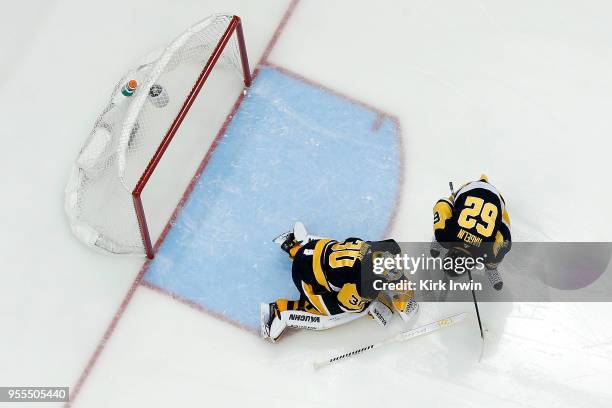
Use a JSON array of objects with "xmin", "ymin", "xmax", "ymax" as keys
[{"xmin": 261, "ymin": 223, "xmax": 417, "ymax": 343}]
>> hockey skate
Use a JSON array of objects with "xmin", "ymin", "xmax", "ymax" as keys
[
  {"xmin": 485, "ymin": 267, "xmax": 503, "ymax": 291},
  {"xmin": 272, "ymin": 223, "xmax": 299, "ymax": 255},
  {"xmin": 273, "ymin": 221, "xmax": 322, "ymax": 250},
  {"xmin": 272, "ymin": 230, "xmax": 294, "ymax": 246},
  {"xmin": 429, "ymin": 237, "xmax": 444, "ymax": 258},
  {"xmin": 272, "ymin": 221, "xmax": 305, "ymax": 246}
]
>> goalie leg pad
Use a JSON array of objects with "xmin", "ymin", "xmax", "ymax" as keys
[
  {"xmin": 367, "ymin": 298, "xmax": 394, "ymax": 327},
  {"xmin": 260, "ymin": 302, "xmax": 288, "ymax": 343},
  {"xmin": 261, "ymin": 299, "xmax": 364, "ymax": 343},
  {"xmin": 282, "ymin": 309, "xmax": 363, "ymax": 331},
  {"xmin": 293, "ymin": 221, "xmax": 308, "ymax": 244}
]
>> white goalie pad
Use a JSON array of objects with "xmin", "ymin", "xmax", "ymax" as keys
[
  {"xmin": 282, "ymin": 309, "xmax": 364, "ymax": 331},
  {"xmin": 368, "ymin": 299, "xmax": 394, "ymax": 327},
  {"xmin": 293, "ymin": 221, "xmax": 325, "ymax": 244}
]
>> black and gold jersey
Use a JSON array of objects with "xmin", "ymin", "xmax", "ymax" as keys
[
  {"xmin": 433, "ymin": 175, "xmax": 511, "ymax": 262},
  {"xmin": 308, "ymin": 238, "xmax": 370, "ymax": 312},
  {"xmin": 290, "ymin": 237, "xmax": 401, "ymax": 315}
]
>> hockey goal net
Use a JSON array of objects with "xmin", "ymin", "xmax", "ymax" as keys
[{"xmin": 65, "ymin": 14, "xmax": 251, "ymax": 258}]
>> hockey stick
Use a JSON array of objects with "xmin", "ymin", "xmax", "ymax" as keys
[
  {"xmin": 313, "ymin": 313, "xmax": 467, "ymax": 369},
  {"xmin": 449, "ymin": 181, "xmax": 483, "ymax": 338},
  {"xmin": 467, "ymin": 269, "xmax": 484, "ymax": 340},
  {"xmin": 468, "ymin": 268, "xmax": 487, "ymax": 361},
  {"xmin": 449, "ymin": 181, "xmax": 486, "ymax": 359}
]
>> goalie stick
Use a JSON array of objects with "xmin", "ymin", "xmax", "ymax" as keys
[{"xmin": 313, "ymin": 312, "xmax": 467, "ymax": 369}]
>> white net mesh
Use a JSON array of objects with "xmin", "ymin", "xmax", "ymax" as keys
[{"xmin": 65, "ymin": 14, "xmax": 245, "ymax": 255}]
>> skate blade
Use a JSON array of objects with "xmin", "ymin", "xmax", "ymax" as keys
[{"xmin": 272, "ymin": 231, "xmax": 291, "ymax": 245}]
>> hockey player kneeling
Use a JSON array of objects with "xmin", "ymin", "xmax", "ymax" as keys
[
  {"xmin": 260, "ymin": 223, "xmax": 418, "ymax": 343},
  {"xmin": 430, "ymin": 174, "xmax": 512, "ymax": 290}
]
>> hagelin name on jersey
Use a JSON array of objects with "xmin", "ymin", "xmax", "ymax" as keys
[
  {"xmin": 457, "ymin": 228, "xmax": 483, "ymax": 247},
  {"xmin": 289, "ymin": 314, "xmax": 321, "ymax": 323}
]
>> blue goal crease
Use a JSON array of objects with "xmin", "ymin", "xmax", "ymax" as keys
[{"xmin": 144, "ymin": 66, "xmax": 401, "ymax": 330}]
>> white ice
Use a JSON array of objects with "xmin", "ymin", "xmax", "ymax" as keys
[{"xmin": 1, "ymin": 0, "xmax": 612, "ymax": 407}]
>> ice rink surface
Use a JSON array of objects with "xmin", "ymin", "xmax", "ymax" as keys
[
  {"xmin": 2, "ymin": 0, "xmax": 612, "ymax": 407},
  {"xmin": 144, "ymin": 65, "xmax": 401, "ymax": 330}
]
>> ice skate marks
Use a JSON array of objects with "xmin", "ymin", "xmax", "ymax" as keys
[{"xmin": 144, "ymin": 66, "xmax": 402, "ymax": 330}]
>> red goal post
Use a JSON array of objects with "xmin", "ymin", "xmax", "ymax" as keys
[
  {"xmin": 65, "ymin": 15, "xmax": 252, "ymax": 259},
  {"xmin": 133, "ymin": 16, "xmax": 251, "ymax": 258}
]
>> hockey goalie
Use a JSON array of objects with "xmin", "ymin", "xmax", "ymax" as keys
[
  {"xmin": 430, "ymin": 174, "xmax": 512, "ymax": 290},
  {"xmin": 260, "ymin": 223, "xmax": 418, "ymax": 343}
]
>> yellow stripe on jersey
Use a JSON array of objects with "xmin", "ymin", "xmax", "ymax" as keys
[
  {"xmin": 433, "ymin": 200, "xmax": 453, "ymax": 231},
  {"xmin": 274, "ymin": 299, "xmax": 298, "ymax": 312},
  {"xmin": 337, "ymin": 283, "xmax": 365, "ymax": 312},
  {"xmin": 502, "ymin": 207, "xmax": 511, "ymax": 226},
  {"xmin": 301, "ymin": 282, "xmax": 330, "ymax": 316},
  {"xmin": 493, "ymin": 230, "xmax": 505, "ymax": 257},
  {"xmin": 313, "ymin": 239, "xmax": 332, "ymax": 291},
  {"xmin": 289, "ymin": 243, "xmax": 301, "ymax": 258}
]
